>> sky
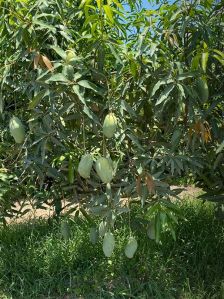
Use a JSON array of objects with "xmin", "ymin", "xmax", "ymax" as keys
[
  {"xmin": 141, "ymin": 0, "xmax": 176, "ymax": 9},
  {"xmin": 142, "ymin": 0, "xmax": 157, "ymax": 9},
  {"xmin": 123, "ymin": 0, "xmax": 177, "ymax": 15}
]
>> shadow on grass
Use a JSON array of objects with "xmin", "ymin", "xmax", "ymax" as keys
[{"xmin": 0, "ymin": 201, "xmax": 223, "ymax": 299}]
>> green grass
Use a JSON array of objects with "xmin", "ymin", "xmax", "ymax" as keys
[{"xmin": 0, "ymin": 200, "xmax": 224, "ymax": 299}]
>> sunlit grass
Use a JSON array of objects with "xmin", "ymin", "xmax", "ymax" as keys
[{"xmin": 0, "ymin": 199, "xmax": 223, "ymax": 298}]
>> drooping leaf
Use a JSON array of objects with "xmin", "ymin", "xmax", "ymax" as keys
[
  {"xmin": 28, "ymin": 89, "xmax": 49, "ymax": 109},
  {"xmin": 155, "ymin": 84, "xmax": 174, "ymax": 105},
  {"xmin": 78, "ymin": 80, "xmax": 104, "ymax": 95}
]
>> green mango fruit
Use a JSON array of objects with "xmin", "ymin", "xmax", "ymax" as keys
[
  {"xmin": 78, "ymin": 154, "xmax": 93, "ymax": 179},
  {"xmin": 95, "ymin": 157, "xmax": 113, "ymax": 183},
  {"xmin": 103, "ymin": 113, "xmax": 118, "ymax": 138},
  {"xmin": 9, "ymin": 116, "xmax": 25, "ymax": 144},
  {"xmin": 103, "ymin": 232, "xmax": 115, "ymax": 257},
  {"xmin": 125, "ymin": 236, "xmax": 138, "ymax": 258}
]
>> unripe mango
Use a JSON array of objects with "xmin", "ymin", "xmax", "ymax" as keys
[
  {"xmin": 95, "ymin": 157, "xmax": 113, "ymax": 183},
  {"xmin": 125, "ymin": 236, "xmax": 138, "ymax": 258},
  {"xmin": 103, "ymin": 232, "xmax": 115, "ymax": 257},
  {"xmin": 66, "ymin": 49, "xmax": 76, "ymax": 63},
  {"xmin": 9, "ymin": 116, "xmax": 25, "ymax": 144},
  {"xmin": 78, "ymin": 154, "xmax": 93, "ymax": 179},
  {"xmin": 103, "ymin": 113, "xmax": 117, "ymax": 138}
]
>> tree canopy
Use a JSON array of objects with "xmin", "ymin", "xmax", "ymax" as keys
[{"xmin": 0, "ymin": 0, "xmax": 223, "ymax": 241}]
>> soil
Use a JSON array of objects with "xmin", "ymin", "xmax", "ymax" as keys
[
  {"xmin": 170, "ymin": 185, "xmax": 203, "ymax": 198},
  {"xmin": 6, "ymin": 185, "xmax": 203, "ymax": 224}
]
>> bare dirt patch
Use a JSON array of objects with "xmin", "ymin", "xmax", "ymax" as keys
[
  {"xmin": 6, "ymin": 185, "xmax": 203, "ymax": 224},
  {"xmin": 170, "ymin": 185, "xmax": 203, "ymax": 199}
]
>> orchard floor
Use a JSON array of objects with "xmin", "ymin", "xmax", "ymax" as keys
[
  {"xmin": 0, "ymin": 195, "xmax": 224, "ymax": 299},
  {"xmin": 7, "ymin": 185, "xmax": 203, "ymax": 224}
]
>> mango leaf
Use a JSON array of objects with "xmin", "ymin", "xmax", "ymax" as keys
[
  {"xmin": 155, "ymin": 213, "xmax": 161, "ymax": 243},
  {"xmin": 176, "ymin": 72, "xmax": 196, "ymax": 81},
  {"xmin": 28, "ymin": 89, "xmax": 49, "ymax": 109},
  {"xmin": 103, "ymin": 5, "xmax": 114, "ymax": 24},
  {"xmin": 32, "ymin": 19, "xmax": 56, "ymax": 33},
  {"xmin": 50, "ymin": 46, "xmax": 67, "ymax": 60},
  {"xmin": 191, "ymin": 54, "xmax": 200, "ymax": 70},
  {"xmin": 213, "ymin": 49, "xmax": 224, "ymax": 59},
  {"xmin": 127, "ymin": 133, "xmax": 144, "ymax": 151},
  {"xmin": 112, "ymin": 0, "xmax": 123, "ymax": 9},
  {"xmin": 170, "ymin": 8, "xmax": 181, "ymax": 21},
  {"xmin": 0, "ymin": 92, "xmax": 3, "ymax": 114},
  {"xmin": 156, "ymin": 84, "xmax": 174, "ymax": 105},
  {"xmin": 136, "ymin": 26, "xmax": 149, "ymax": 56},
  {"xmin": 59, "ymin": 30, "xmax": 74, "ymax": 42},
  {"xmin": 68, "ymin": 157, "xmax": 75, "ymax": 184},
  {"xmin": 40, "ymin": 138, "xmax": 48, "ymax": 163},
  {"xmin": 78, "ymin": 80, "xmax": 104, "ymax": 95},
  {"xmin": 149, "ymin": 42, "xmax": 157, "ymax": 56},
  {"xmin": 171, "ymin": 129, "xmax": 182, "ymax": 149},
  {"xmin": 96, "ymin": 0, "xmax": 101, "ymax": 9},
  {"xmin": 213, "ymin": 55, "xmax": 224, "ymax": 66},
  {"xmin": 72, "ymin": 85, "xmax": 86, "ymax": 104},
  {"xmin": 107, "ymin": 43, "xmax": 123, "ymax": 64},
  {"xmin": 177, "ymin": 83, "xmax": 185, "ymax": 98},
  {"xmin": 201, "ymin": 51, "xmax": 209, "ymax": 73},
  {"xmin": 216, "ymin": 140, "xmax": 224, "ymax": 154},
  {"xmin": 121, "ymin": 100, "xmax": 136, "ymax": 117},
  {"xmin": 151, "ymin": 78, "xmax": 174, "ymax": 97},
  {"xmin": 83, "ymin": 105, "xmax": 100, "ymax": 124},
  {"xmin": 46, "ymin": 73, "xmax": 69, "ymax": 83}
]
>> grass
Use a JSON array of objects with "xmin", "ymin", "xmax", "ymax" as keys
[{"xmin": 0, "ymin": 199, "xmax": 224, "ymax": 299}]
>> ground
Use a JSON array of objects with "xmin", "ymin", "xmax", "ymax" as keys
[{"xmin": 7, "ymin": 185, "xmax": 203, "ymax": 224}]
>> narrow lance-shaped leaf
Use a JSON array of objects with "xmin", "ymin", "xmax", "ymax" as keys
[
  {"xmin": 156, "ymin": 84, "xmax": 174, "ymax": 105},
  {"xmin": 121, "ymin": 100, "xmax": 136, "ymax": 117},
  {"xmin": 50, "ymin": 46, "xmax": 67, "ymax": 60},
  {"xmin": 46, "ymin": 73, "xmax": 69, "ymax": 83},
  {"xmin": 213, "ymin": 55, "xmax": 224, "ymax": 66},
  {"xmin": 78, "ymin": 80, "xmax": 104, "ymax": 95},
  {"xmin": 201, "ymin": 51, "xmax": 209, "ymax": 73},
  {"xmin": 0, "ymin": 93, "xmax": 3, "ymax": 114},
  {"xmin": 151, "ymin": 78, "xmax": 174, "ymax": 97},
  {"xmin": 72, "ymin": 85, "xmax": 86, "ymax": 105},
  {"xmin": 29, "ymin": 89, "xmax": 50, "ymax": 109},
  {"xmin": 103, "ymin": 5, "xmax": 114, "ymax": 24},
  {"xmin": 68, "ymin": 156, "xmax": 75, "ymax": 184},
  {"xmin": 32, "ymin": 19, "xmax": 56, "ymax": 33},
  {"xmin": 83, "ymin": 105, "xmax": 100, "ymax": 124}
]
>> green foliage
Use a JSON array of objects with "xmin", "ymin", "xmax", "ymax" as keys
[{"xmin": 0, "ymin": 0, "xmax": 223, "ymax": 243}]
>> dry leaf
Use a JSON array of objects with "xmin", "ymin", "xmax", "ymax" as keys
[
  {"xmin": 145, "ymin": 174, "xmax": 155, "ymax": 194},
  {"xmin": 41, "ymin": 55, "xmax": 54, "ymax": 71}
]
